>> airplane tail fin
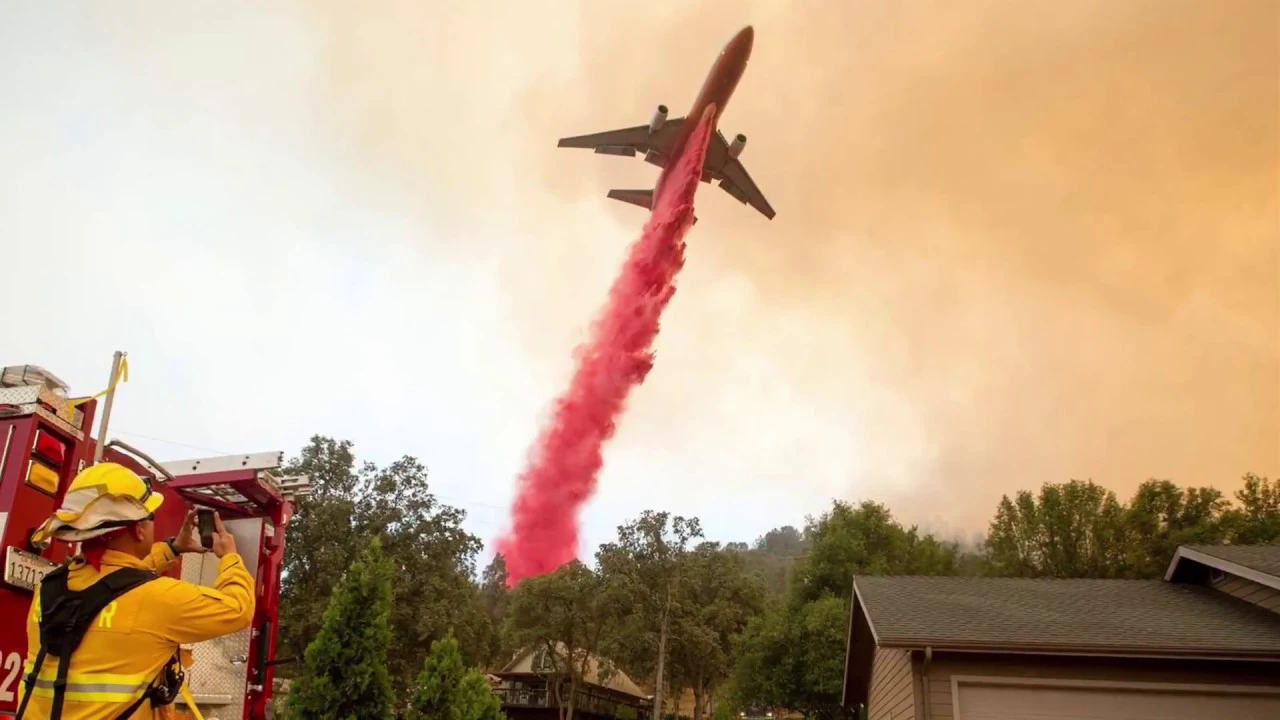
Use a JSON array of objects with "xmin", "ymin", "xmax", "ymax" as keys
[{"xmin": 606, "ymin": 189, "xmax": 654, "ymax": 210}]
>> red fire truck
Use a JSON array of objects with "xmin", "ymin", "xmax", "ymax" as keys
[{"xmin": 0, "ymin": 356, "xmax": 309, "ymax": 720}]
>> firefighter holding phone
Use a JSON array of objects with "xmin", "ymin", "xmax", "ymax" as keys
[{"xmin": 16, "ymin": 462, "xmax": 255, "ymax": 720}]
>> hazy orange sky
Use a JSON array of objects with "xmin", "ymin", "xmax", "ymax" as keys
[{"xmin": 3, "ymin": 0, "xmax": 1277, "ymax": 551}]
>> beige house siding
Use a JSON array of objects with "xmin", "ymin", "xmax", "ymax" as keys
[
  {"xmin": 867, "ymin": 647, "xmax": 916, "ymax": 720},
  {"xmin": 1211, "ymin": 572, "xmax": 1280, "ymax": 613},
  {"xmin": 923, "ymin": 653, "xmax": 1280, "ymax": 720}
]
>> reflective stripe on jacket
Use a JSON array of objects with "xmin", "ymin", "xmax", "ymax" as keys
[{"xmin": 21, "ymin": 543, "xmax": 256, "ymax": 720}]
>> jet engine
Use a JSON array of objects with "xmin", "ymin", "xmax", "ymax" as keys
[
  {"xmin": 728, "ymin": 133, "xmax": 747, "ymax": 159},
  {"xmin": 650, "ymin": 105, "xmax": 669, "ymax": 132}
]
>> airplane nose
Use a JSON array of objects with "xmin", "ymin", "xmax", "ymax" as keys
[{"xmin": 737, "ymin": 25, "xmax": 754, "ymax": 51}]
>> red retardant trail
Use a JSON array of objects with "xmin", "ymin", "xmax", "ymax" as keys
[{"xmin": 498, "ymin": 106, "xmax": 719, "ymax": 587}]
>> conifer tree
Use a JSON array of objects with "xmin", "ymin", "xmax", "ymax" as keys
[
  {"xmin": 288, "ymin": 537, "xmax": 396, "ymax": 720},
  {"xmin": 408, "ymin": 632, "xmax": 505, "ymax": 720}
]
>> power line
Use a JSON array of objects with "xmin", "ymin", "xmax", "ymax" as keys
[
  {"xmin": 113, "ymin": 429, "xmax": 230, "ymax": 456},
  {"xmin": 111, "ymin": 428, "xmax": 511, "ymax": 526}
]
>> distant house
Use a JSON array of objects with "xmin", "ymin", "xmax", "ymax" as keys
[
  {"xmin": 842, "ymin": 543, "xmax": 1280, "ymax": 720},
  {"xmin": 492, "ymin": 645, "xmax": 651, "ymax": 720}
]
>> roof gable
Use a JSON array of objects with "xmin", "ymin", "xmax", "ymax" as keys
[
  {"xmin": 842, "ymin": 584, "xmax": 878, "ymax": 709},
  {"xmin": 852, "ymin": 575, "xmax": 1280, "ymax": 658},
  {"xmin": 1165, "ymin": 545, "xmax": 1280, "ymax": 591}
]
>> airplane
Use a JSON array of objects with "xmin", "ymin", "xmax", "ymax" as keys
[{"xmin": 556, "ymin": 25, "xmax": 775, "ymax": 221}]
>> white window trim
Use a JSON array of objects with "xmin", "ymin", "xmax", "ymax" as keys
[{"xmin": 949, "ymin": 674, "xmax": 1280, "ymax": 719}]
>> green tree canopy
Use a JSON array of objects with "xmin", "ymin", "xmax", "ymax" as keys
[
  {"xmin": 666, "ymin": 542, "xmax": 768, "ymax": 720},
  {"xmin": 982, "ymin": 476, "xmax": 1273, "ymax": 579},
  {"xmin": 288, "ymin": 537, "xmax": 396, "ymax": 720},
  {"xmin": 596, "ymin": 510, "xmax": 703, "ymax": 720},
  {"xmin": 1122, "ymin": 480, "xmax": 1231, "ymax": 577},
  {"xmin": 984, "ymin": 480, "xmax": 1127, "ymax": 578},
  {"xmin": 1224, "ymin": 474, "xmax": 1280, "ymax": 544},
  {"xmin": 791, "ymin": 500, "xmax": 961, "ymax": 603},
  {"xmin": 731, "ymin": 596, "xmax": 847, "ymax": 720},
  {"xmin": 278, "ymin": 436, "xmax": 495, "ymax": 696},
  {"xmin": 738, "ymin": 525, "xmax": 811, "ymax": 601},
  {"xmin": 480, "ymin": 554, "xmax": 514, "ymax": 668}
]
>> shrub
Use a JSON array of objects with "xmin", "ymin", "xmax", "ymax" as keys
[{"xmin": 407, "ymin": 632, "xmax": 504, "ymax": 720}]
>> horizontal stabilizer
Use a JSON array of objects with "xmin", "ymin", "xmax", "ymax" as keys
[{"xmin": 606, "ymin": 189, "xmax": 654, "ymax": 210}]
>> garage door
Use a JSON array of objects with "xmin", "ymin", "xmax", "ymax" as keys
[{"xmin": 956, "ymin": 681, "xmax": 1280, "ymax": 720}]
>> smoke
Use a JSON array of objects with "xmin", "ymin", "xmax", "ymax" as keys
[{"xmin": 294, "ymin": 0, "xmax": 1278, "ymax": 536}]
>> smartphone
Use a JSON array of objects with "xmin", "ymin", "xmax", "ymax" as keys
[{"xmin": 196, "ymin": 508, "xmax": 216, "ymax": 549}]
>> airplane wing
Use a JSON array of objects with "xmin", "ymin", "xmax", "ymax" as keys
[
  {"xmin": 704, "ymin": 130, "xmax": 775, "ymax": 220},
  {"xmin": 559, "ymin": 121, "xmax": 775, "ymax": 220},
  {"xmin": 557, "ymin": 118, "xmax": 687, "ymax": 165}
]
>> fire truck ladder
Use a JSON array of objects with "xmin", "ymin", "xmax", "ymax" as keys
[{"xmin": 132, "ymin": 448, "xmax": 312, "ymax": 517}]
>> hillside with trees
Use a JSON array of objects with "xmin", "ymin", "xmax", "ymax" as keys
[{"xmin": 278, "ymin": 435, "xmax": 1279, "ymax": 720}]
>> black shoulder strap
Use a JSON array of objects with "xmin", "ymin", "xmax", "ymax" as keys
[
  {"xmin": 13, "ymin": 565, "xmax": 68, "ymax": 720},
  {"xmin": 16, "ymin": 566, "xmax": 159, "ymax": 720},
  {"xmin": 38, "ymin": 567, "xmax": 158, "ymax": 655}
]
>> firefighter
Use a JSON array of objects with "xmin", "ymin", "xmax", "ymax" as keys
[{"xmin": 16, "ymin": 462, "xmax": 256, "ymax": 720}]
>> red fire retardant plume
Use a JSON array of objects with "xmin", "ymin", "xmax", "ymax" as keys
[{"xmin": 498, "ymin": 106, "xmax": 718, "ymax": 587}]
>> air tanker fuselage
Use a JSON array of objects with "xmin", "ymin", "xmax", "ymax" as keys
[{"xmin": 654, "ymin": 25, "xmax": 754, "ymax": 200}]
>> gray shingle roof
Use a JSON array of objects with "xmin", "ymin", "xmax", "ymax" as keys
[
  {"xmin": 854, "ymin": 575, "xmax": 1280, "ymax": 656},
  {"xmin": 1182, "ymin": 544, "xmax": 1280, "ymax": 578}
]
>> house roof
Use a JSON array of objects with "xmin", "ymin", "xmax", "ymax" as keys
[
  {"xmin": 853, "ymin": 575, "xmax": 1280, "ymax": 658},
  {"xmin": 1165, "ymin": 545, "xmax": 1280, "ymax": 590},
  {"xmin": 496, "ymin": 645, "xmax": 649, "ymax": 699}
]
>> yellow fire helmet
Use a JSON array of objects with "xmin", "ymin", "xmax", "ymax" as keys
[{"xmin": 30, "ymin": 462, "xmax": 164, "ymax": 547}]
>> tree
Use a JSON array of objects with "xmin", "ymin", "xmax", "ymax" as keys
[
  {"xmin": 408, "ymin": 632, "xmax": 505, "ymax": 720},
  {"xmin": 596, "ymin": 511, "xmax": 703, "ymax": 720},
  {"xmin": 731, "ymin": 597, "xmax": 847, "ymax": 720},
  {"xmin": 983, "ymin": 480, "xmax": 1127, "ymax": 578},
  {"xmin": 278, "ymin": 436, "xmax": 495, "ymax": 696},
  {"xmin": 755, "ymin": 526, "xmax": 807, "ymax": 555},
  {"xmin": 505, "ymin": 562, "xmax": 620, "ymax": 720},
  {"xmin": 278, "ymin": 436, "xmax": 364, "ymax": 662},
  {"xmin": 1224, "ymin": 474, "xmax": 1280, "ymax": 544},
  {"xmin": 981, "ymin": 478, "xmax": 1274, "ymax": 580},
  {"xmin": 288, "ymin": 537, "xmax": 396, "ymax": 720},
  {"xmin": 791, "ymin": 500, "xmax": 960, "ymax": 603},
  {"xmin": 452, "ymin": 673, "xmax": 506, "ymax": 720},
  {"xmin": 740, "ymin": 525, "xmax": 811, "ymax": 600},
  {"xmin": 1121, "ymin": 480, "xmax": 1231, "ymax": 577},
  {"xmin": 364, "ymin": 454, "xmax": 493, "ymax": 682},
  {"xmin": 480, "ymin": 554, "xmax": 514, "ymax": 667},
  {"xmin": 666, "ymin": 543, "xmax": 767, "ymax": 720}
]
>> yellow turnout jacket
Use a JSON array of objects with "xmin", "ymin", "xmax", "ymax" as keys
[{"xmin": 20, "ymin": 543, "xmax": 255, "ymax": 720}]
